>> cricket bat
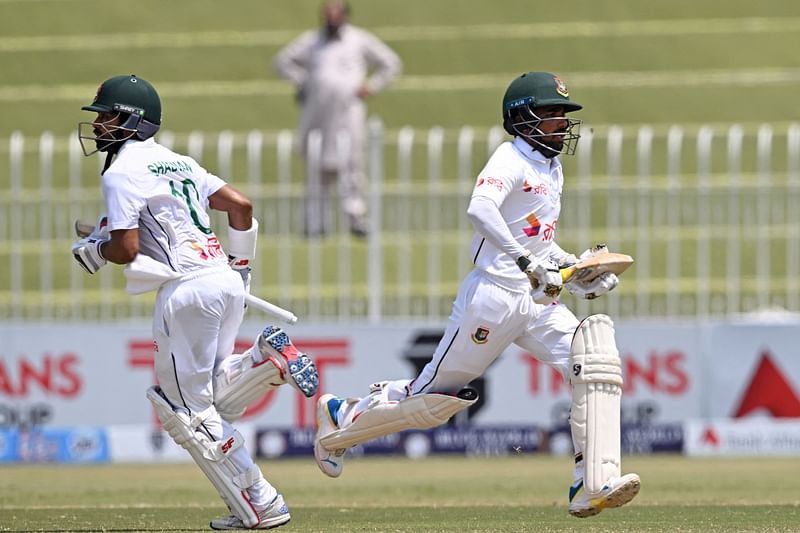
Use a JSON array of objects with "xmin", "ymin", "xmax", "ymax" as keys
[{"xmin": 560, "ymin": 252, "xmax": 634, "ymax": 283}]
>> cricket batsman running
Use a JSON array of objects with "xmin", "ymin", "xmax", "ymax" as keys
[
  {"xmin": 72, "ymin": 74, "xmax": 319, "ymax": 530},
  {"xmin": 312, "ymin": 72, "xmax": 640, "ymax": 518}
]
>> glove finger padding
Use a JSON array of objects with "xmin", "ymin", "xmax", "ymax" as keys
[
  {"xmin": 579, "ymin": 243, "xmax": 609, "ymax": 261},
  {"xmin": 72, "ymin": 236, "xmax": 107, "ymax": 274},
  {"xmin": 567, "ymin": 271, "xmax": 619, "ymax": 300}
]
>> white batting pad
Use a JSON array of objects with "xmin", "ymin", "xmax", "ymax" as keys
[
  {"xmin": 319, "ymin": 391, "xmax": 477, "ymax": 451},
  {"xmin": 214, "ymin": 349, "xmax": 284, "ymax": 421},
  {"xmin": 569, "ymin": 314, "xmax": 623, "ymax": 494},
  {"xmin": 146, "ymin": 386, "xmax": 261, "ymax": 528}
]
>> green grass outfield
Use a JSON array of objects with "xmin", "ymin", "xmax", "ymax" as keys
[{"xmin": 1, "ymin": 455, "xmax": 798, "ymax": 532}]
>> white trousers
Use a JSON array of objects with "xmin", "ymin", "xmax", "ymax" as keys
[
  {"xmin": 152, "ymin": 267, "xmax": 274, "ymax": 508},
  {"xmin": 411, "ymin": 269, "xmax": 579, "ymax": 394}
]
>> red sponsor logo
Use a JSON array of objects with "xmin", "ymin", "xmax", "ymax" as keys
[
  {"xmin": 541, "ymin": 220, "xmax": 557, "ymax": 242},
  {"xmin": 476, "ymin": 177, "xmax": 504, "ymax": 192},
  {"xmin": 0, "ymin": 354, "xmax": 82, "ymax": 398},
  {"xmin": 221, "ymin": 436, "xmax": 235, "ymax": 454},
  {"xmin": 734, "ymin": 351, "xmax": 800, "ymax": 418},
  {"xmin": 523, "ymin": 180, "xmax": 547, "ymax": 195},
  {"xmin": 521, "ymin": 350, "xmax": 689, "ymax": 397},
  {"xmin": 522, "ymin": 213, "xmax": 541, "ymax": 237},
  {"xmin": 701, "ymin": 426, "xmax": 720, "ymax": 447}
]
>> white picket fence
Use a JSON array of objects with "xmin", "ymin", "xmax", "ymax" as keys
[{"xmin": 2, "ymin": 120, "xmax": 800, "ymax": 322}]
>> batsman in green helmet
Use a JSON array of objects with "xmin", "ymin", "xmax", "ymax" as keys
[
  {"xmin": 74, "ymin": 74, "xmax": 321, "ymax": 530},
  {"xmin": 310, "ymin": 72, "xmax": 640, "ymax": 520}
]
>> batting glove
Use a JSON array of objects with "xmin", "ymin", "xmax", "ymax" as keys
[
  {"xmin": 72, "ymin": 236, "xmax": 107, "ymax": 274},
  {"xmin": 517, "ymin": 251, "xmax": 563, "ymax": 304},
  {"xmin": 566, "ymin": 272, "xmax": 619, "ymax": 300}
]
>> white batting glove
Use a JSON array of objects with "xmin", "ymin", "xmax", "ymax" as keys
[
  {"xmin": 72, "ymin": 236, "xmax": 107, "ymax": 274},
  {"xmin": 516, "ymin": 251, "xmax": 563, "ymax": 304},
  {"xmin": 566, "ymin": 271, "xmax": 619, "ymax": 300},
  {"xmin": 228, "ymin": 255, "xmax": 252, "ymax": 294},
  {"xmin": 578, "ymin": 243, "xmax": 609, "ymax": 261}
]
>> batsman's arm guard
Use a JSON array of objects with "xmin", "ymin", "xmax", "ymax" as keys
[
  {"xmin": 319, "ymin": 387, "xmax": 477, "ymax": 452},
  {"xmin": 146, "ymin": 386, "xmax": 261, "ymax": 528},
  {"xmin": 569, "ymin": 314, "xmax": 623, "ymax": 495}
]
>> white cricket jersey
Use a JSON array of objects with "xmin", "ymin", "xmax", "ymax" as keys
[
  {"xmin": 470, "ymin": 137, "xmax": 564, "ymax": 288},
  {"xmin": 102, "ymin": 138, "xmax": 229, "ymax": 274}
]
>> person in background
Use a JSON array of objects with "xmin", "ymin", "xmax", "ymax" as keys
[{"xmin": 274, "ymin": 0, "xmax": 402, "ymax": 237}]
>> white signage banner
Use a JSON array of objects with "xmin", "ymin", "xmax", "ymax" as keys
[
  {"xmin": 684, "ymin": 419, "xmax": 800, "ymax": 456},
  {"xmin": 1, "ymin": 319, "xmax": 711, "ymax": 429}
]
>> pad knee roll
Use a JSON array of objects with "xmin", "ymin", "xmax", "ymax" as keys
[{"xmin": 569, "ymin": 314, "xmax": 623, "ymax": 494}]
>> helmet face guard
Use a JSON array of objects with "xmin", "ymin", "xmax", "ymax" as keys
[{"xmin": 505, "ymin": 104, "xmax": 582, "ymax": 157}]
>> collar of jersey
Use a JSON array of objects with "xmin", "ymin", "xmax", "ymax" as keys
[
  {"xmin": 117, "ymin": 137, "xmax": 155, "ymax": 157},
  {"xmin": 512, "ymin": 136, "xmax": 557, "ymax": 167}
]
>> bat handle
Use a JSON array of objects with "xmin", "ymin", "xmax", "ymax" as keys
[
  {"xmin": 560, "ymin": 266, "xmax": 576, "ymax": 283},
  {"xmin": 245, "ymin": 294, "xmax": 298, "ymax": 324}
]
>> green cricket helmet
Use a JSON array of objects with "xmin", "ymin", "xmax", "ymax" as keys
[
  {"xmin": 502, "ymin": 72, "xmax": 582, "ymax": 157},
  {"xmin": 78, "ymin": 74, "xmax": 161, "ymax": 156}
]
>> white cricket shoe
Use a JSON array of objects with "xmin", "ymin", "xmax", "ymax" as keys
[
  {"xmin": 258, "ymin": 326, "xmax": 319, "ymax": 397},
  {"xmin": 313, "ymin": 393, "xmax": 346, "ymax": 478},
  {"xmin": 210, "ymin": 494, "xmax": 290, "ymax": 530},
  {"xmin": 568, "ymin": 473, "xmax": 641, "ymax": 518}
]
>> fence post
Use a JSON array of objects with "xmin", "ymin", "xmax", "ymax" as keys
[
  {"xmin": 457, "ymin": 126, "xmax": 475, "ymax": 282},
  {"xmin": 665, "ymin": 125, "xmax": 683, "ymax": 316},
  {"xmin": 367, "ymin": 118, "xmax": 385, "ymax": 323},
  {"xmin": 336, "ymin": 130, "xmax": 353, "ymax": 320},
  {"xmin": 575, "ymin": 127, "xmax": 594, "ymax": 318},
  {"xmin": 396, "ymin": 126, "xmax": 414, "ymax": 317},
  {"xmin": 217, "ymin": 130, "xmax": 234, "ymax": 181},
  {"xmin": 276, "ymin": 130, "xmax": 294, "ymax": 310},
  {"xmin": 726, "ymin": 125, "xmax": 743, "ymax": 315},
  {"xmin": 606, "ymin": 126, "xmax": 623, "ymax": 318},
  {"xmin": 787, "ymin": 124, "xmax": 800, "ymax": 311},
  {"xmin": 10, "ymin": 132, "xmax": 24, "ymax": 319},
  {"xmin": 426, "ymin": 126, "xmax": 444, "ymax": 320},
  {"xmin": 187, "ymin": 131, "xmax": 204, "ymax": 164},
  {"xmin": 636, "ymin": 126, "xmax": 653, "ymax": 315},
  {"xmin": 39, "ymin": 132, "xmax": 54, "ymax": 319},
  {"xmin": 756, "ymin": 125, "xmax": 773, "ymax": 310},
  {"xmin": 306, "ymin": 129, "xmax": 323, "ymax": 318},
  {"xmin": 696, "ymin": 126, "xmax": 713, "ymax": 317}
]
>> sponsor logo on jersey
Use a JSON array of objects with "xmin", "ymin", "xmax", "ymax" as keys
[
  {"xmin": 523, "ymin": 213, "xmax": 541, "ymax": 237},
  {"xmin": 471, "ymin": 326, "xmax": 490, "ymax": 344},
  {"xmin": 476, "ymin": 177, "xmax": 503, "ymax": 192},
  {"xmin": 523, "ymin": 180, "xmax": 548, "ymax": 196}
]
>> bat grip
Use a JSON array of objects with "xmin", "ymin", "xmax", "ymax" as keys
[{"xmin": 560, "ymin": 266, "xmax": 576, "ymax": 283}]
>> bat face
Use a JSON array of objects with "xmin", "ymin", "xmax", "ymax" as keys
[{"xmin": 561, "ymin": 252, "xmax": 634, "ymax": 283}]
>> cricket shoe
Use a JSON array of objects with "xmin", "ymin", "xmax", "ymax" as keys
[
  {"xmin": 257, "ymin": 326, "xmax": 319, "ymax": 397},
  {"xmin": 568, "ymin": 473, "xmax": 641, "ymax": 518},
  {"xmin": 210, "ymin": 494, "xmax": 290, "ymax": 530},
  {"xmin": 314, "ymin": 393, "xmax": 347, "ymax": 478}
]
